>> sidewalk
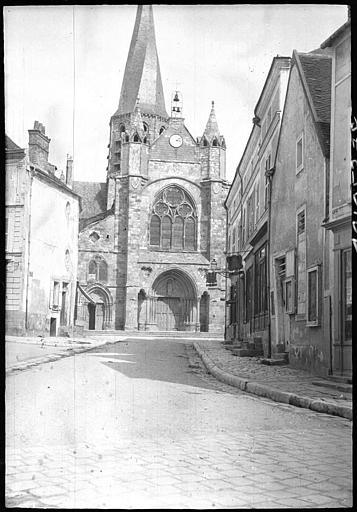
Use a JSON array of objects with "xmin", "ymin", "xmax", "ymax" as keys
[
  {"xmin": 5, "ymin": 334, "xmax": 126, "ymax": 374},
  {"xmin": 193, "ymin": 340, "xmax": 353, "ymax": 420}
]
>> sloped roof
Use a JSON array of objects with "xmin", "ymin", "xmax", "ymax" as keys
[
  {"xmin": 294, "ymin": 51, "xmax": 332, "ymax": 157},
  {"xmin": 202, "ymin": 101, "xmax": 220, "ymax": 142},
  {"xmin": 115, "ymin": 5, "xmax": 168, "ymax": 118},
  {"xmin": 72, "ymin": 181, "xmax": 107, "ymax": 220},
  {"xmin": 5, "ymin": 134, "xmax": 23, "ymax": 151}
]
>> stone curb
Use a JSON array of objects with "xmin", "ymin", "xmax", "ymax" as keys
[
  {"xmin": 193, "ymin": 342, "xmax": 352, "ymax": 421},
  {"xmin": 6, "ymin": 339, "xmax": 121, "ymax": 375}
]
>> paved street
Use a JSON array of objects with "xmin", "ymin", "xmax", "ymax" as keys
[{"xmin": 6, "ymin": 338, "xmax": 352, "ymax": 509}]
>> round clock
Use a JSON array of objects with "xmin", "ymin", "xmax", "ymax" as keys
[{"xmin": 169, "ymin": 134, "xmax": 183, "ymax": 148}]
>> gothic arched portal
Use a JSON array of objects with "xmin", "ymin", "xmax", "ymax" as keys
[{"xmin": 142, "ymin": 269, "xmax": 200, "ymax": 332}]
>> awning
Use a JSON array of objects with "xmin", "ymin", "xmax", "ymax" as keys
[{"xmin": 77, "ymin": 283, "xmax": 96, "ymax": 304}]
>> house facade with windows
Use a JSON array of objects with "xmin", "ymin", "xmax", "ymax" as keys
[
  {"xmin": 320, "ymin": 21, "xmax": 351, "ymax": 376},
  {"xmin": 269, "ymin": 50, "xmax": 332, "ymax": 373},
  {"xmin": 5, "ymin": 123, "xmax": 80, "ymax": 336},
  {"xmin": 224, "ymin": 57, "xmax": 291, "ymax": 356},
  {"xmin": 73, "ymin": 5, "xmax": 229, "ymax": 333}
]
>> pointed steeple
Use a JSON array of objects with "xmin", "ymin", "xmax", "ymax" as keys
[
  {"xmin": 203, "ymin": 101, "xmax": 221, "ymax": 142},
  {"xmin": 116, "ymin": 5, "xmax": 168, "ymax": 118}
]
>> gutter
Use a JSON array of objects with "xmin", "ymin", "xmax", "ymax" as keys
[{"xmin": 25, "ymin": 168, "xmax": 34, "ymax": 331}]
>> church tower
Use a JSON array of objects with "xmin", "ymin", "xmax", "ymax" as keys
[{"xmin": 75, "ymin": 5, "xmax": 229, "ymax": 334}]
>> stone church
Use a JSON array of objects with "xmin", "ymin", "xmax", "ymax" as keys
[{"xmin": 73, "ymin": 5, "xmax": 229, "ymax": 333}]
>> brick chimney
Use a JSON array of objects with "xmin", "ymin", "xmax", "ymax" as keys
[
  {"xmin": 28, "ymin": 121, "xmax": 51, "ymax": 169},
  {"xmin": 66, "ymin": 154, "xmax": 73, "ymax": 188}
]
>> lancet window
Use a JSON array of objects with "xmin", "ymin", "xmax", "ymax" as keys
[{"xmin": 149, "ymin": 186, "xmax": 197, "ymax": 251}]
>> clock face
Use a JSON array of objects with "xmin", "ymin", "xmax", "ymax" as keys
[{"xmin": 169, "ymin": 134, "xmax": 183, "ymax": 148}]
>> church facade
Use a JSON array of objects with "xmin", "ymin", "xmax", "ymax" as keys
[{"xmin": 73, "ymin": 5, "xmax": 229, "ymax": 333}]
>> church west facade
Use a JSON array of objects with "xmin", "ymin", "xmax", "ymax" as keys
[{"xmin": 74, "ymin": 6, "xmax": 229, "ymax": 333}]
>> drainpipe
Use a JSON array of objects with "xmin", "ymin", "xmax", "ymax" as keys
[
  {"xmin": 329, "ymin": 294, "xmax": 333, "ymax": 375},
  {"xmin": 224, "ymin": 205, "xmax": 228, "ymax": 341},
  {"xmin": 236, "ymin": 165, "xmax": 244, "ymax": 343},
  {"xmin": 266, "ymin": 166, "xmax": 274, "ymax": 359},
  {"xmin": 25, "ymin": 168, "xmax": 34, "ymax": 332}
]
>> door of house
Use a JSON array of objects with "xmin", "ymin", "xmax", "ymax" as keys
[
  {"xmin": 95, "ymin": 303, "xmax": 104, "ymax": 330},
  {"xmin": 156, "ymin": 297, "xmax": 181, "ymax": 331},
  {"xmin": 50, "ymin": 317, "xmax": 56, "ymax": 337},
  {"xmin": 88, "ymin": 303, "xmax": 96, "ymax": 330}
]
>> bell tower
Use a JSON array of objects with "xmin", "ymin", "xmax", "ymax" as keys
[{"xmin": 106, "ymin": 5, "xmax": 169, "ymax": 210}]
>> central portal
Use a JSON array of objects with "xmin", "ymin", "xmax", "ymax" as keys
[{"xmin": 142, "ymin": 269, "xmax": 198, "ymax": 332}]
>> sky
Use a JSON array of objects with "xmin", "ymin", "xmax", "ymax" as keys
[{"xmin": 4, "ymin": 4, "xmax": 348, "ymax": 183}]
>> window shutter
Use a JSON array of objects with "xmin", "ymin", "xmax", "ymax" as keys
[
  {"xmin": 172, "ymin": 217, "xmax": 184, "ymax": 249},
  {"xmin": 161, "ymin": 216, "xmax": 172, "ymax": 249},
  {"xmin": 185, "ymin": 218, "xmax": 195, "ymax": 250}
]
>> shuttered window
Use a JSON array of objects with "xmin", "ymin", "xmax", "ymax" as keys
[
  {"xmin": 161, "ymin": 216, "xmax": 172, "ymax": 249},
  {"xmin": 150, "ymin": 215, "xmax": 160, "ymax": 245}
]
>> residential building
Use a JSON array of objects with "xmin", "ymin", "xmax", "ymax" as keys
[
  {"xmin": 269, "ymin": 49, "xmax": 332, "ymax": 374},
  {"xmin": 320, "ymin": 21, "xmax": 351, "ymax": 376},
  {"xmin": 5, "ymin": 123, "xmax": 80, "ymax": 336},
  {"xmin": 73, "ymin": 5, "xmax": 229, "ymax": 333},
  {"xmin": 224, "ymin": 57, "xmax": 291, "ymax": 356}
]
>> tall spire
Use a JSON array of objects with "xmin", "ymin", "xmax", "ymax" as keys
[
  {"xmin": 203, "ymin": 101, "xmax": 221, "ymax": 142},
  {"xmin": 116, "ymin": 5, "xmax": 168, "ymax": 118}
]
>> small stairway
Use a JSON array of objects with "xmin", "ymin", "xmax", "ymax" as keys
[
  {"xmin": 226, "ymin": 337, "xmax": 264, "ymax": 357},
  {"xmin": 312, "ymin": 373, "xmax": 353, "ymax": 394},
  {"xmin": 260, "ymin": 352, "xmax": 289, "ymax": 366}
]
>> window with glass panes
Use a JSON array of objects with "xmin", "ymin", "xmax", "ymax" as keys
[{"xmin": 149, "ymin": 186, "xmax": 197, "ymax": 251}]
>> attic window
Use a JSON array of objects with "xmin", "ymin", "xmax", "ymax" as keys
[
  {"xmin": 143, "ymin": 122, "xmax": 148, "ymax": 132},
  {"xmin": 119, "ymin": 124, "xmax": 125, "ymax": 133},
  {"xmin": 133, "ymin": 133, "xmax": 141, "ymax": 142},
  {"xmin": 297, "ymin": 210, "xmax": 305, "ymax": 235},
  {"xmin": 89, "ymin": 232, "xmax": 100, "ymax": 242},
  {"xmin": 203, "ymin": 137, "xmax": 208, "ymax": 147},
  {"xmin": 296, "ymin": 134, "xmax": 304, "ymax": 173},
  {"xmin": 212, "ymin": 138, "xmax": 218, "ymax": 147}
]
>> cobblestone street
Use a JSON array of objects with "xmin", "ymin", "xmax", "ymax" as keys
[{"xmin": 6, "ymin": 338, "xmax": 352, "ymax": 508}]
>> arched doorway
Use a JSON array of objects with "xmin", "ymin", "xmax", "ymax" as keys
[
  {"xmin": 146, "ymin": 270, "xmax": 198, "ymax": 331},
  {"xmin": 77, "ymin": 283, "xmax": 113, "ymax": 330},
  {"xmin": 87, "ymin": 294, "xmax": 105, "ymax": 330}
]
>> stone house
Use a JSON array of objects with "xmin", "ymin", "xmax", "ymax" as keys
[
  {"xmin": 73, "ymin": 5, "xmax": 229, "ymax": 333},
  {"xmin": 5, "ymin": 123, "xmax": 80, "ymax": 336},
  {"xmin": 269, "ymin": 50, "xmax": 332, "ymax": 374},
  {"xmin": 224, "ymin": 56, "xmax": 291, "ymax": 356},
  {"xmin": 320, "ymin": 21, "xmax": 351, "ymax": 376}
]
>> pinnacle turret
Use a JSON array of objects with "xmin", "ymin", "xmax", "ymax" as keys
[
  {"xmin": 116, "ymin": 5, "xmax": 168, "ymax": 118},
  {"xmin": 202, "ymin": 101, "xmax": 221, "ymax": 143}
]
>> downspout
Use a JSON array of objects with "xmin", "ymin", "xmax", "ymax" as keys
[
  {"xmin": 25, "ymin": 167, "xmax": 34, "ymax": 331},
  {"xmin": 224, "ymin": 203, "xmax": 228, "ymax": 341},
  {"xmin": 236, "ymin": 166, "xmax": 244, "ymax": 342},
  {"xmin": 266, "ymin": 167, "xmax": 273, "ymax": 358}
]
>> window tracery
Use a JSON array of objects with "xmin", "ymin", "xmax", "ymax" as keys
[{"xmin": 149, "ymin": 186, "xmax": 197, "ymax": 251}]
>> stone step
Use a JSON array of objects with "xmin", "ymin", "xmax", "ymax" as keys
[
  {"xmin": 271, "ymin": 351, "xmax": 289, "ymax": 362},
  {"xmin": 312, "ymin": 380, "xmax": 352, "ymax": 394},
  {"xmin": 260, "ymin": 358, "xmax": 288, "ymax": 366},
  {"xmin": 326, "ymin": 374, "xmax": 352, "ymax": 385},
  {"xmin": 231, "ymin": 348, "xmax": 262, "ymax": 357}
]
